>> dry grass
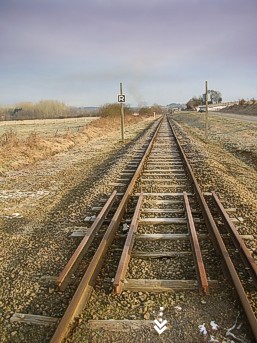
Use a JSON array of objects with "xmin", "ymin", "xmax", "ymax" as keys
[
  {"xmin": 0, "ymin": 115, "xmax": 147, "ymax": 175},
  {"xmin": 0, "ymin": 117, "xmax": 97, "ymax": 138},
  {"xmin": 80, "ymin": 115, "xmax": 142, "ymax": 139},
  {"xmin": 220, "ymin": 103, "xmax": 257, "ymax": 115},
  {"xmin": 0, "ymin": 129, "xmax": 19, "ymax": 147}
]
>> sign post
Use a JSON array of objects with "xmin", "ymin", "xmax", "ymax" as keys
[
  {"xmin": 205, "ymin": 80, "xmax": 209, "ymax": 141},
  {"xmin": 118, "ymin": 82, "xmax": 125, "ymax": 142}
]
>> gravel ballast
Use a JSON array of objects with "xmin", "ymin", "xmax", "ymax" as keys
[
  {"xmin": 1, "ymin": 113, "xmax": 256, "ymax": 343},
  {"xmin": 0, "ymin": 117, "xmax": 157, "ymax": 343}
]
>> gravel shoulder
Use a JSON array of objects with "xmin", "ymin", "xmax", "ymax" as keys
[
  {"xmin": 172, "ymin": 112, "xmax": 257, "ymax": 240},
  {"xmin": 0, "ymin": 117, "xmax": 155, "ymax": 343},
  {"xmin": 175, "ymin": 111, "xmax": 257, "ymax": 170}
]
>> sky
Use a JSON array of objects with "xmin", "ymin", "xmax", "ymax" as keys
[{"xmin": 0, "ymin": 0, "xmax": 257, "ymax": 107}]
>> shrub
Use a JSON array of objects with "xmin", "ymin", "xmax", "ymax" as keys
[
  {"xmin": 239, "ymin": 99, "xmax": 246, "ymax": 105},
  {"xmin": 98, "ymin": 103, "xmax": 133, "ymax": 118},
  {"xmin": 0, "ymin": 129, "xmax": 19, "ymax": 147}
]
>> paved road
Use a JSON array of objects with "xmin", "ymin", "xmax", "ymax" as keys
[{"xmin": 209, "ymin": 111, "xmax": 257, "ymax": 123}]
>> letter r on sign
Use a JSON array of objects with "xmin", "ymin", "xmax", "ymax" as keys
[{"xmin": 118, "ymin": 95, "xmax": 126, "ymax": 103}]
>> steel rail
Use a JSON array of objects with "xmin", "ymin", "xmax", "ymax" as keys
[
  {"xmin": 168, "ymin": 117, "xmax": 257, "ymax": 341},
  {"xmin": 56, "ymin": 190, "xmax": 117, "ymax": 291},
  {"xmin": 50, "ymin": 118, "xmax": 163, "ymax": 343},
  {"xmin": 113, "ymin": 193, "xmax": 144, "ymax": 294},
  {"xmin": 212, "ymin": 191, "xmax": 257, "ymax": 287},
  {"xmin": 113, "ymin": 119, "xmax": 208, "ymax": 296},
  {"xmin": 183, "ymin": 191, "xmax": 209, "ymax": 295}
]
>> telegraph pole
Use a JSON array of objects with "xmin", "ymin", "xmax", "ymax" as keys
[{"xmin": 205, "ymin": 80, "xmax": 209, "ymax": 141}]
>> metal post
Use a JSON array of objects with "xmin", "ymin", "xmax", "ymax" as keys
[
  {"xmin": 205, "ymin": 81, "xmax": 209, "ymax": 141},
  {"xmin": 120, "ymin": 82, "xmax": 125, "ymax": 142}
]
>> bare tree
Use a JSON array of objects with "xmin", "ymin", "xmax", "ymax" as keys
[
  {"xmin": 208, "ymin": 90, "xmax": 222, "ymax": 103},
  {"xmin": 151, "ymin": 104, "xmax": 163, "ymax": 115}
]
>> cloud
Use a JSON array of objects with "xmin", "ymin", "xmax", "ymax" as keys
[{"xmin": 0, "ymin": 0, "xmax": 257, "ymax": 106}]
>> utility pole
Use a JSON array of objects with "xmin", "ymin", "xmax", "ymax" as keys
[
  {"xmin": 119, "ymin": 82, "xmax": 125, "ymax": 143},
  {"xmin": 205, "ymin": 80, "xmax": 209, "ymax": 141}
]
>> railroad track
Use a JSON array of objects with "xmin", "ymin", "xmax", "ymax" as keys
[{"xmin": 11, "ymin": 115, "xmax": 257, "ymax": 342}]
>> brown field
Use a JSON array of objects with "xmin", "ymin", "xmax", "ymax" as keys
[{"xmin": 0, "ymin": 117, "xmax": 98, "ymax": 138}]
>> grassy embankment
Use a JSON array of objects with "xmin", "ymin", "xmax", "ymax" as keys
[{"xmin": 0, "ymin": 115, "xmax": 146, "ymax": 175}]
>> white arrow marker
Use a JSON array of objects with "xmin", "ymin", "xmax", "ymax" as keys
[
  {"xmin": 154, "ymin": 319, "xmax": 167, "ymax": 328},
  {"xmin": 154, "ymin": 319, "xmax": 167, "ymax": 335},
  {"xmin": 154, "ymin": 324, "xmax": 167, "ymax": 335}
]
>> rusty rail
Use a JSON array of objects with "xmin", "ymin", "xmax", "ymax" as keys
[
  {"xmin": 50, "ymin": 116, "xmax": 257, "ymax": 342},
  {"xmin": 56, "ymin": 190, "xmax": 117, "ymax": 291},
  {"xmin": 183, "ymin": 192, "xmax": 209, "ymax": 295},
  {"xmin": 113, "ymin": 193, "xmax": 144, "ymax": 294},
  {"xmin": 50, "ymin": 118, "xmax": 163, "ymax": 343},
  {"xmin": 212, "ymin": 191, "xmax": 257, "ymax": 287},
  {"xmin": 169, "ymin": 117, "xmax": 257, "ymax": 341}
]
